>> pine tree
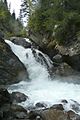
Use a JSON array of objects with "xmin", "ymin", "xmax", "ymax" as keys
[
  {"xmin": 4, "ymin": 0, "xmax": 8, "ymax": 7},
  {"xmin": 28, "ymin": 0, "xmax": 80, "ymax": 44},
  {"xmin": 12, "ymin": 10, "xmax": 16, "ymax": 20}
]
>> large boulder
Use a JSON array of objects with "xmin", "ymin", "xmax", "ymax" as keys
[
  {"xmin": 54, "ymin": 62, "xmax": 78, "ymax": 76},
  {"xmin": 0, "ymin": 103, "xmax": 28, "ymax": 120},
  {"xmin": 55, "ymin": 40, "xmax": 80, "ymax": 72},
  {"xmin": 0, "ymin": 88, "xmax": 28, "ymax": 120},
  {"xmin": 35, "ymin": 102, "xmax": 47, "ymax": 108},
  {"xmin": 40, "ymin": 109, "xmax": 68, "ymax": 120},
  {"xmin": 67, "ymin": 110, "xmax": 80, "ymax": 120},
  {"xmin": 40, "ymin": 108, "xmax": 80, "ymax": 120},
  {"xmin": 0, "ymin": 38, "xmax": 28, "ymax": 85},
  {"xmin": 28, "ymin": 106, "xmax": 80, "ymax": 120},
  {"xmin": 62, "ymin": 54, "xmax": 80, "ymax": 71},
  {"xmin": 11, "ymin": 92, "xmax": 28, "ymax": 103},
  {"xmin": 51, "ymin": 104, "xmax": 64, "ymax": 111}
]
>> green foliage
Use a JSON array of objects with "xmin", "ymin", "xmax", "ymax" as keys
[
  {"xmin": 28, "ymin": 0, "xmax": 80, "ymax": 44},
  {"xmin": 0, "ymin": 0, "xmax": 26, "ymax": 38},
  {"xmin": 55, "ymin": 12, "xmax": 80, "ymax": 44}
]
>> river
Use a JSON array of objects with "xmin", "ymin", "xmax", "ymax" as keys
[{"xmin": 5, "ymin": 39, "xmax": 80, "ymax": 114}]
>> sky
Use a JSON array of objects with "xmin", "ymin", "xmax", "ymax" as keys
[{"xmin": 7, "ymin": 0, "xmax": 22, "ymax": 18}]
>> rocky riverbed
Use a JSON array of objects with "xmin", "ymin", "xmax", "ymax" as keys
[
  {"xmin": 0, "ymin": 88, "xmax": 80, "ymax": 120},
  {"xmin": 1, "ymin": 36, "xmax": 80, "ymax": 120}
]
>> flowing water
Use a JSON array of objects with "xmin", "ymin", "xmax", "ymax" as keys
[{"xmin": 5, "ymin": 39, "xmax": 80, "ymax": 114}]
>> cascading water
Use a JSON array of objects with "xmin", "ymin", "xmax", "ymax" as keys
[{"xmin": 5, "ymin": 39, "xmax": 80, "ymax": 114}]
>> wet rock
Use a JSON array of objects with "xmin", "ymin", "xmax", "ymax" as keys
[
  {"xmin": 67, "ymin": 110, "xmax": 80, "ymax": 120},
  {"xmin": 36, "ymin": 116, "xmax": 42, "ymax": 120},
  {"xmin": 35, "ymin": 102, "xmax": 47, "ymax": 108},
  {"xmin": 40, "ymin": 109, "xmax": 68, "ymax": 120},
  {"xmin": 40, "ymin": 109, "xmax": 80, "ymax": 120},
  {"xmin": 27, "ymin": 104, "xmax": 80, "ymax": 120},
  {"xmin": 51, "ymin": 104, "xmax": 64, "ymax": 110},
  {"xmin": 11, "ymin": 92, "xmax": 28, "ymax": 103},
  {"xmin": 52, "ymin": 54, "xmax": 63, "ymax": 63},
  {"xmin": 10, "ymin": 37, "xmax": 31, "ymax": 48},
  {"xmin": 70, "ymin": 100, "xmax": 80, "ymax": 113},
  {"xmin": 61, "ymin": 99, "xmax": 68, "ymax": 104},
  {"xmin": 0, "ymin": 39, "xmax": 28, "ymax": 85}
]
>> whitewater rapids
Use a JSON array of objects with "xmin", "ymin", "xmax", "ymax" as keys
[{"xmin": 5, "ymin": 39, "xmax": 80, "ymax": 114}]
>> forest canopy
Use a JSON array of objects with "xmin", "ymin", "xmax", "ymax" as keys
[
  {"xmin": 23, "ymin": 0, "xmax": 80, "ymax": 44},
  {"xmin": 0, "ymin": 0, "xmax": 26, "ymax": 38}
]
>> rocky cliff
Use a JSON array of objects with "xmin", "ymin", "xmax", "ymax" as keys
[{"xmin": 0, "ymin": 38, "xmax": 28, "ymax": 85}]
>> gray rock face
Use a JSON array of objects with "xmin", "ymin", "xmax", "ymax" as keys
[
  {"xmin": 62, "ymin": 54, "xmax": 80, "ymax": 71},
  {"xmin": 55, "ymin": 41, "xmax": 80, "ymax": 72},
  {"xmin": 10, "ymin": 37, "xmax": 31, "ymax": 48},
  {"xmin": 54, "ymin": 62, "xmax": 78, "ymax": 76},
  {"xmin": 29, "ymin": 31, "xmax": 80, "ymax": 72},
  {"xmin": 0, "ymin": 39, "xmax": 28, "ymax": 85}
]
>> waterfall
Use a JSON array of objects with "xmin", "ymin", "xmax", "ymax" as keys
[
  {"xmin": 5, "ymin": 40, "xmax": 52, "ymax": 81},
  {"xmin": 5, "ymin": 39, "xmax": 80, "ymax": 114}
]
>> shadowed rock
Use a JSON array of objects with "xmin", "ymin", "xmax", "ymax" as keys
[
  {"xmin": 11, "ymin": 92, "xmax": 28, "ymax": 103},
  {"xmin": 0, "ymin": 39, "xmax": 29, "ymax": 85}
]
